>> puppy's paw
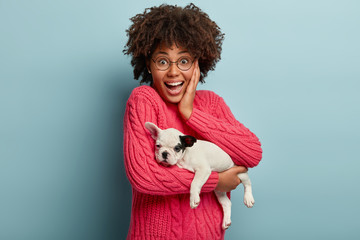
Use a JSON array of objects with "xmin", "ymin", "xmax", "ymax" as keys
[
  {"xmin": 190, "ymin": 194, "xmax": 200, "ymax": 209},
  {"xmin": 244, "ymin": 192, "xmax": 255, "ymax": 208},
  {"xmin": 222, "ymin": 218, "xmax": 231, "ymax": 230}
]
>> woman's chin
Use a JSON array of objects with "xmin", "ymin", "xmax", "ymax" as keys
[
  {"xmin": 160, "ymin": 86, "xmax": 186, "ymax": 103},
  {"xmin": 163, "ymin": 94, "xmax": 183, "ymax": 104}
]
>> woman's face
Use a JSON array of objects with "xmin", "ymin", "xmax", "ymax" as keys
[{"xmin": 149, "ymin": 43, "xmax": 195, "ymax": 104}]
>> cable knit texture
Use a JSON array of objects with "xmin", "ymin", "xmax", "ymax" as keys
[{"xmin": 123, "ymin": 85, "xmax": 262, "ymax": 240}]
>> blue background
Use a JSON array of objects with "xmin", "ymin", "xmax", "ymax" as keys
[{"xmin": 1, "ymin": 0, "xmax": 359, "ymax": 239}]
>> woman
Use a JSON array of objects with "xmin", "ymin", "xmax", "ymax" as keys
[{"xmin": 123, "ymin": 4, "xmax": 262, "ymax": 240}]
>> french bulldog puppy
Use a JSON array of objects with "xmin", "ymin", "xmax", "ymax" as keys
[{"xmin": 145, "ymin": 122, "xmax": 255, "ymax": 230}]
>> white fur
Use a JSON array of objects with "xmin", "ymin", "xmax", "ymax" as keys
[{"xmin": 145, "ymin": 122, "xmax": 255, "ymax": 230}]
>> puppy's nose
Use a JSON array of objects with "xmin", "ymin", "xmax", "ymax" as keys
[{"xmin": 162, "ymin": 151, "xmax": 169, "ymax": 159}]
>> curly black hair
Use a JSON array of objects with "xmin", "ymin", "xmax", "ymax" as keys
[{"xmin": 123, "ymin": 3, "xmax": 225, "ymax": 84}]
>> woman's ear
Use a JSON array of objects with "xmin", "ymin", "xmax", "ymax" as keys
[{"xmin": 146, "ymin": 59, "xmax": 151, "ymax": 73}]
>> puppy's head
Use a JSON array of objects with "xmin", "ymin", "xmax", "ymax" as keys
[{"xmin": 145, "ymin": 122, "xmax": 197, "ymax": 166}]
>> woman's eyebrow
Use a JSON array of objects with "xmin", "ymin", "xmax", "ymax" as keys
[
  {"xmin": 153, "ymin": 51, "xmax": 169, "ymax": 57},
  {"xmin": 153, "ymin": 51, "xmax": 189, "ymax": 57},
  {"xmin": 177, "ymin": 51, "xmax": 189, "ymax": 55}
]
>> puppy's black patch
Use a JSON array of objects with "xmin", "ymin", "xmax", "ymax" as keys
[
  {"xmin": 174, "ymin": 144, "xmax": 182, "ymax": 153},
  {"xmin": 179, "ymin": 135, "xmax": 197, "ymax": 151}
]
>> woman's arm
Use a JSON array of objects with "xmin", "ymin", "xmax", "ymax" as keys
[
  {"xmin": 123, "ymin": 88, "xmax": 219, "ymax": 195},
  {"xmin": 215, "ymin": 165, "xmax": 248, "ymax": 192},
  {"xmin": 178, "ymin": 62, "xmax": 262, "ymax": 168},
  {"xmin": 187, "ymin": 92, "xmax": 263, "ymax": 168}
]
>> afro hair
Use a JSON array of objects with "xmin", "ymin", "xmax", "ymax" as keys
[{"xmin": 123, "ymin": 3, "xmax": 225, "ymax": 84}]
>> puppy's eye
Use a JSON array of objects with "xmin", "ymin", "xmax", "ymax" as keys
[
  {"xmin": 156, "ymin": 144, "xmax": 161, "ymax": 148},
  {"xmin": 174, "ymin": 146, "xmax": 181, "ymax": 152}
]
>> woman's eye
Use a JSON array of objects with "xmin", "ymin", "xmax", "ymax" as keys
[
  {"xmin": 179, "ymin": 58, "xmax": 189, "ymax": 65},
  {"xmin": 158, "ymin": 59, "xmax": 168, "ymax": 65}
]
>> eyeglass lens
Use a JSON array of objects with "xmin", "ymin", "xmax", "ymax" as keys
[{"xmin": 154, "ymin": 56, "xmax": 193, "ymax": 71}]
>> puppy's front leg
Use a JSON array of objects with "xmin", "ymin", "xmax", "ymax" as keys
[{"xmin": 190, "ymin": 168, "xmax": 211, "ymax": 209}]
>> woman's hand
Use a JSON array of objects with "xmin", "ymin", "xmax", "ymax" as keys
[
  {"xmin": 178, "ymin": 60, "xmax": 200, "ymax": 120},
  {"xmin": 215, "ymin": 166, "xmax": 248, "ymax": 192}
]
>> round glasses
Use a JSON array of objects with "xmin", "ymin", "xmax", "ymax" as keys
[{"xmin": 151, "ymin": 56, "xmax": 194, "ymax": 71}]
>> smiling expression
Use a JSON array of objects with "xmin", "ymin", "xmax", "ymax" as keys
[{"xmin": 148, "ymin": 43, "xmax": 195, "ymax": 104}]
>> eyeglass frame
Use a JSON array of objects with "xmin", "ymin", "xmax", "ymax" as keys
[{"xmin": 151, "ymin": 56, "xmax": 194, "ymax": 71}]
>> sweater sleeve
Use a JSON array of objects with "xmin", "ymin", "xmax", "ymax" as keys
[
  {"xmin": 123, "ymin": 87, "xmax": 219, "ymax": 195},
  {"xmin": 187, "ymin": 91, "xmax": 263, "ymax": 168}
]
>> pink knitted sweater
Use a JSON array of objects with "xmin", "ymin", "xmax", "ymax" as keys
[{"xmin": 123, "ymin": 85, "xmax": 262, "ymax": 240}]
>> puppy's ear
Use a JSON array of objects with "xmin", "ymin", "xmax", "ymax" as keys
[
  {"xmin": 145, "ymin": 122, "xmax": 161, "ymax": 140},
  {"xmin": 180, "ymin": 135, "xmax": 197, "ymax": 148}
]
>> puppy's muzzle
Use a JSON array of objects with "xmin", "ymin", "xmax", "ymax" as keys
[{"xmin": 160, "ymin": 159, "xmax": 170, "ymax": 167}]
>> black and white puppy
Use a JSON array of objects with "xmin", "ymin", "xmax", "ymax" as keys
[{"xmin": 145, "ymin": 122, "xmax": 255, "ymax": 230}]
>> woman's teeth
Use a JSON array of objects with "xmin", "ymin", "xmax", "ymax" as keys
[
  {"xmin": 165, "ymin": 82, "xmax": 184, "ymax": 95},
  {"xmin": 166, "ymin": 82, "xmax": 183, "ymax": 87}
]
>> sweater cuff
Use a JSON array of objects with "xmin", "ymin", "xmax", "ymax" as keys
[{"xmin": 202, "ymin": 171, "xmax": 219, "ymax": 192}]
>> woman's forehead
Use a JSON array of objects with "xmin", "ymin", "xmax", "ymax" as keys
[{"xmin": 152, "ymin": 43, "xmax": 190, "ymax": 57}]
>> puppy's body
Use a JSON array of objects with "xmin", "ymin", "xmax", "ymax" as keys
[
  {"xmin": 145, "ymin": 122, "xmax": 255, "ymax": 230},
  {"xmin": 177, "ymin": 140, "xmax": 233, "ymax": 172}
]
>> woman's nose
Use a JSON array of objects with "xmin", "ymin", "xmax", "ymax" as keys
[{"xmin": 167, "ymin": 63, "xmax": 180, "ymax": 76}]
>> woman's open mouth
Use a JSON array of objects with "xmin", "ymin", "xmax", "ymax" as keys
[{"xmin": 164, "ymin": 81, "xmax": 184, "ymax": 95}]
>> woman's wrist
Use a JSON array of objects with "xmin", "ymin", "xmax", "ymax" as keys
[{"xmin": 180, "ymin": 108, "xmax": 192, "ymax": 120}]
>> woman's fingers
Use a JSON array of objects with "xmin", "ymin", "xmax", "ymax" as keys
[
  {"xmin": 234, "ymin": 165, "xmax": 248, "ymax": 174},
  {"xmin": 178, "ymin": 60, "xmax": 200, "ymax": 120},
  {"xmin": 189, "ymin": 61, "xmax": 200, "ymax": 88},
  {"xmin": 191, "ymin": 60, "xmax": 200, "ymax": 91},
  {"xmin": 215, "ymin": 166, "xmax": 247, "ymax": 192}
]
